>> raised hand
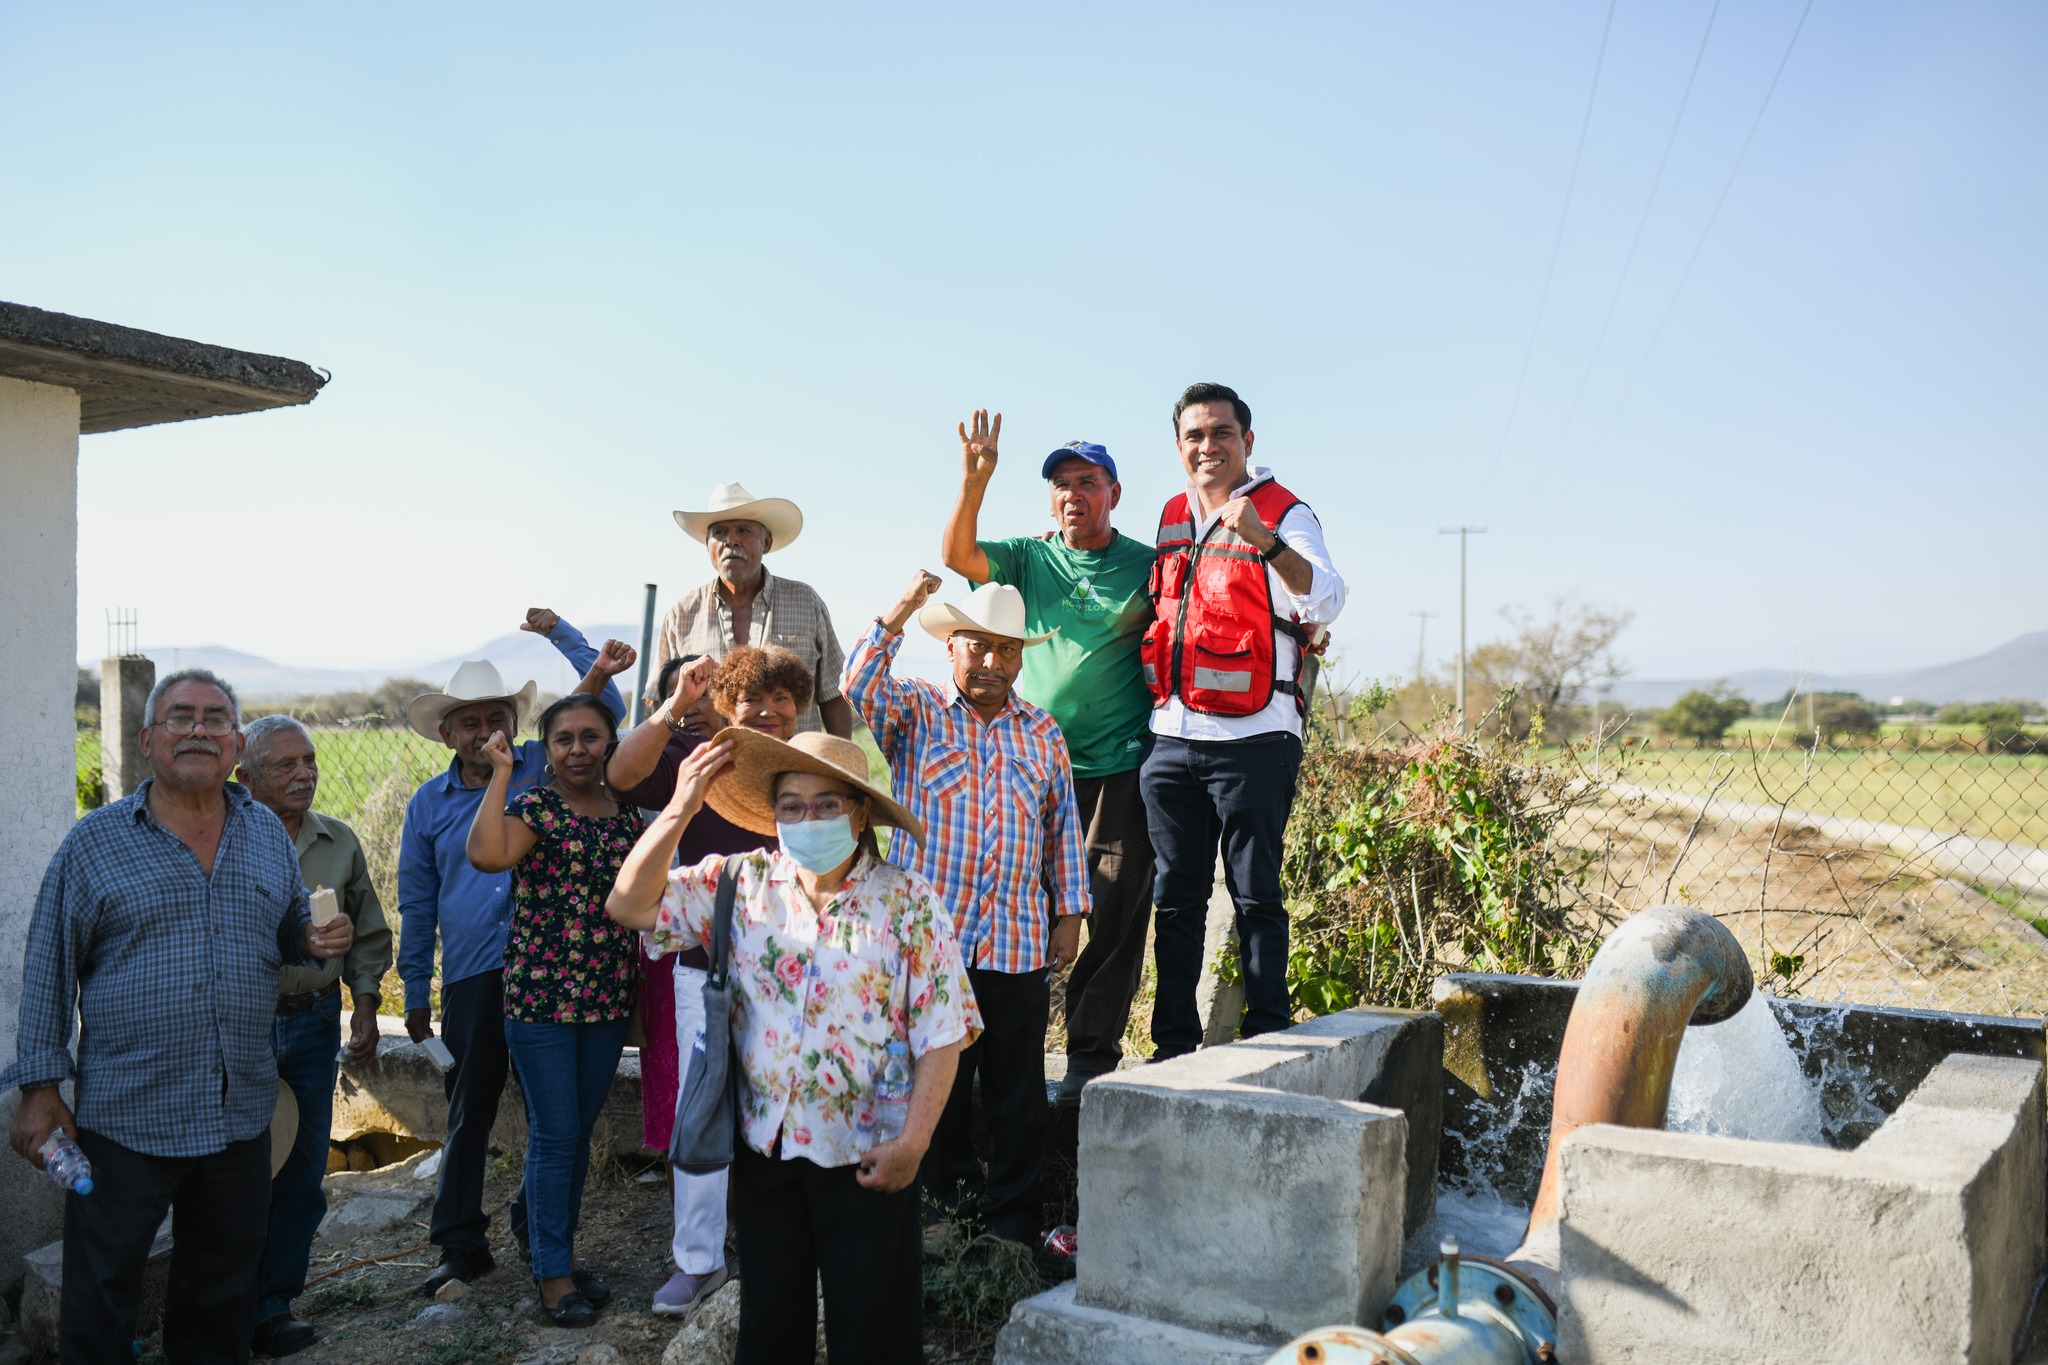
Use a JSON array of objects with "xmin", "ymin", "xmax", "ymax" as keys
[
  {"xmin": 958, "ymin": 409, "xmax": 1002, "ymax": 485},
  {"xmin": 521, "ymin": 607, "xmax": 561, "ymax": 636},
  {"xmin": 595, "ymin": 639, "xmax": 638, "ymax": 677},
  {"xmin": 665, "ymin": 738, "xmax": 734, "ymax": 819},
  {"xmin": 883, "ymin": 568, "xmax": 946, "ymax": 633},
  {"xmin": 669, "ymin": 655, "xmax": 718, "ymax": 711},
  {"xmin": 1216, "ymin": 497, "xmax": 1274, "ymax": 551},
  {"xmin": 482, "ymin": 730, "xmax": 515, "ymax": 774}
]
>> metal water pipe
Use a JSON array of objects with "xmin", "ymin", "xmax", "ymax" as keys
[{"xmin": 1261, "ymin": 904, "xmax": 1752, "ymax": 1365}]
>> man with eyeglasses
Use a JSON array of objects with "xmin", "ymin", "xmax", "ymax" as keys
[
  {"xmin": 234, "ymin": 714, "xmax": 392, "ymax": 1357},
  {"xmin": 3, "ymin": 669, "xmax": 356, "ymax": 1363},
  {"xmin": 844, "ymin": 571, "xmax": 1089, "ymax": 1251}
]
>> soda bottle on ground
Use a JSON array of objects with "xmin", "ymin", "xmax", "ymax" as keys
[
  {"xmin": 39, "ymin": 1132, "xmax": 93, "ymax": 1195},
  {"xmin": 872, "ymin": 1040, "xmax": 913, "ymax": 1144}
]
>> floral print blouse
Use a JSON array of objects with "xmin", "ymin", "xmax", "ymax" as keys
[
  {"xmin": 651, "ymin": 848, "xmax": 980, "ymax": 1168},
  {"xmin": 504, "ymin": 786, "xmax": 644, "ymax": 1025}
]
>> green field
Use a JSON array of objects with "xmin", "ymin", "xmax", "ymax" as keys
[{"xmin": 1611, "ymin": 743, "xmax": 2048, "ymax": 848}]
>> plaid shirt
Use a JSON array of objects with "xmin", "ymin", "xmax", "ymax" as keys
[
  {"xmin": 843, "ymin": 621, "xmax": 1090, "ymax": 973},
  {"xmin": 1, "ymin": 782, "xmax": 312, "ymax": 1158},
  {"xmin": 655, "ymin": 568, "xmax": 847, "ymax": 734}
]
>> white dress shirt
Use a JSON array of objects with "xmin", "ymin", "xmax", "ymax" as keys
[{"xmin": 1150, "ymin": 466, "xmax": 1347, "ymax": 743}]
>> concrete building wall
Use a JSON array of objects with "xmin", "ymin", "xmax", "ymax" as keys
[{"xmin": 0, "ymin": 374, "xmax": 81, "ymax": 1280}]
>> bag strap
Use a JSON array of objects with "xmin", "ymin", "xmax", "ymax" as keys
[{"xmin": 709, "ymin": 854, "xmax": 743, "ymax": 987}]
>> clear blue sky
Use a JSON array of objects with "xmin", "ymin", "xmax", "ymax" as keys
[{"xmin": 8, "ymin": 1, "xmax": 2042, "ymax": 687}]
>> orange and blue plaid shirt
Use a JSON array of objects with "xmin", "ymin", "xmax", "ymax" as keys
[{"xmin": 844, "ymin": 621, "xmax": 1090, "ymax": 974}]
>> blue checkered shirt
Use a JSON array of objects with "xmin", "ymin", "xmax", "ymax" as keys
[{"xmin": 1, "ymin": 781, "xmax": 312, "ymax": 1157}]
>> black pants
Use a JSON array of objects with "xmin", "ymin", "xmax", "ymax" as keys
[
  {"xmin": 428, "ymin": 970, "xmax": 527, "ymax": 1257},
  {"xmin": 1143, "ymin": 731, "xmax": 1304, "ymax": 1058},
  {"xmin": 1062, "ymin": 765, "xmax": 1156, "ymax": 1079},
  {"xmin": 919, "ymin": 966, "xmax": 1049, "ymax": 1244},
  {"xmin": 732, "ymin": 1143, "xmax": 921, "ymax": 1365},
  {"xmin": 62, "ymin": 1129, "xmax": 270, "ymax": 1365}
]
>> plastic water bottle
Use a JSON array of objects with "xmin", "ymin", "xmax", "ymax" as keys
[
  {"xmin": 39, "ymin": 1133, "xmax": 92, "ymax": 1196},
  {"xmin": 872, "ymin": 1041, "xmax": 912, "ymax": 1144}
]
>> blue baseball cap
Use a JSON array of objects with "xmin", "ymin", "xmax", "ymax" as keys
[{"xmin": 1041, "ymin": 440, "xmax": 1117, "ymax": 482}]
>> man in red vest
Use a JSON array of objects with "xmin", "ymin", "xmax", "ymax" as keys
[{"xmin": 1138, "ymin": 382, "xmax": 1348, "ymax": 1058}]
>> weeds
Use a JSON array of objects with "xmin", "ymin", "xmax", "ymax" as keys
[
  {"xmin": 923, "ymin": 1209, "xmax": 1045, "ymax": 1361},
  {"xmin": 304, "ymin": 1274, "xmax": 380, "ymax": 1315}
]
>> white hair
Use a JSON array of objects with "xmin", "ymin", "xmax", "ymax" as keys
[{"xmin": 242, "ymin": 713, "xmax": 312, "ymax": 767}]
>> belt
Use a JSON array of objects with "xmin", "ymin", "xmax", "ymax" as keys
[{"xmin": 277, "ymin": 980, "xmax": 341, "ymax": 1014}]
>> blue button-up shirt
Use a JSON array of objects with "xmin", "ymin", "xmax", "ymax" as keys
[
  {"xmin": 1, "ymin": 781, "xmax": 312, "ymax": 1158},
  {"xmin": 396, "ymin": 620, "xmax": 624, "ymax": 1011}
]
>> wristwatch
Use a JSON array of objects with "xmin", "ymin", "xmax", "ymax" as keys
[{"xmin": 1260, "ymin": 537, "xmax": 1286, "ymax": 564}]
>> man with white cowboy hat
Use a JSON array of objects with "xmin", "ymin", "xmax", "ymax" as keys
[
  {"xmin": 843, "ymin": 570, "xmax": 1089, "ymax": 1249},
  {"xmin": 396, "ymin": 608, "xmax": 634, "ymax": 1297},
  {"xmin": 657, "ymin": 481, "xmax": 854, "ymax": 738}
]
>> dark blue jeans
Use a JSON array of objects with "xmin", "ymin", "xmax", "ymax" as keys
[
  {"xmin": 1141, "ymin": 731, "xmax": 1304, "ymax": 1058},
  {"xmin": 256, "ymin": 988, "xmax": 341, "ymax": 1323},
  {"xmin": 503, "ymin": 1016, "xmax": 632, "ymax": 1280}
]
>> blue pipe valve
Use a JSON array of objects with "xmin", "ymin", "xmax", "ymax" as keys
[{"xmin": 1260, "ymin": 1245, "xmax": 1557, "ymax": 1365}]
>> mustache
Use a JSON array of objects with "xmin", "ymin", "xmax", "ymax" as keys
[
  {"xmin": 174, "ymin": 739, "xmax": 221, "ymax": 757},
  {"xmin": 284, "ymin": 781, "xmax": 316, "ymax": 799},
  {"xmin": 965, "ymin": 672, "xmax": 1005, "ymax": 686}
]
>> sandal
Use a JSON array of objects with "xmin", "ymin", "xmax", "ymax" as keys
[{"xmin": 541, "ymin": 1289, "xmax": 597, "ymax": 1328}]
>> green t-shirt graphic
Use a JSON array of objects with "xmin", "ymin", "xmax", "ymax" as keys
[{"xmin": 978, "ymin": 531, "xmax": 1155, "ymax": 778}]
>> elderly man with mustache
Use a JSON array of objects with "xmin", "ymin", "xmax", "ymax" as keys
[
  {"xmin": 233, "ymin": 714, "xmax": 393, "ymax": 1357},
  {"xmin": 844, "ymin": 571, "xmax": 1089, "ymax": 1252},
  {"xmin": 3, "ymin": 669, "xmax": 356, "ymax": 1364}
]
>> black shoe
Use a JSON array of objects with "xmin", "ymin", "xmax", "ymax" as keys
[
  {"xmin": 571, "ymin": 1267, "xmax": 612, "ymax": 1306},
  {"xmin": 420, "ymin": 1247, "xmax": 496, "ymax": 1297},
  {"xmin": 1050, "ymin": 1073, "xmax": 1093, "ymax": 1109},
  {"xmin": 541, "ymin": 1289, "xmax": 597, "ymax": 1327},
  {"xmin": 250, "ymin": 1315, "xmax": 316, "ymax": 1357}
]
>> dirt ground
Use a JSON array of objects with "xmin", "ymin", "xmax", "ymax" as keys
[
  {"xmin": 251, "ymin": 1106, "xmax": 1079, "ymax": 1365},
  {"xmin": 1565, "ymin": 794, "xmax": 2048, "ymax": 1018}
]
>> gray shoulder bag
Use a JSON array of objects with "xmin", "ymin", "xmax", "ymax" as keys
[{"xmin": 668, "ymin": 854, "xmax": 744, "ymax": 1174}]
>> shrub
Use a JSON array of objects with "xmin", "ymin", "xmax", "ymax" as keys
[
  {"xmin": 1657, "ymin": 684, "xmax": 1749, "ymax": 747},
  {"xmin": 1279, "ymin": 700, "xmax": 1607, "ymax": 1014}
]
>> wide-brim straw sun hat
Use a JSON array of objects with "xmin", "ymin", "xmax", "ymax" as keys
[
  {"xmin": 405, "ymin": 659, "xmax": 540, "ymax": 743},
  {"xmin": 705, "ymin": 726, "xmax": 924, "ymax": 844},
  {"xmin": 917, "ymin": 581, "xmax": 1054, "ymax": 647},
  {"xmin": 673, "ymin": 482, "xmax": 804, "ymax": 550}
]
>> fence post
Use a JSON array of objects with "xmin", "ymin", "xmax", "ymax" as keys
[
  {"xmin": 99, "ymin": 655, "xmax": 154, "ymax": 801},
  {"xmin": 634, "ymin": 583, "xmax": 658, "ymax": 725}
]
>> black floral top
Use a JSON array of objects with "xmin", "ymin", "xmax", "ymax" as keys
[{"xmin": 503, "ymin": 786, "xmax": 643, "ymax": 1024}]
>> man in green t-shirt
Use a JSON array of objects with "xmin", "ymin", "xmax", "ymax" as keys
[{"xmin": 942, "ymin": 410, "xmax": 1157, "ymax": 1104}]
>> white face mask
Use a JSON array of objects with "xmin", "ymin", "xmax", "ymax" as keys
[{"xmin": 777, "ymin": 815, "xmax": 858, "ymax": 873}]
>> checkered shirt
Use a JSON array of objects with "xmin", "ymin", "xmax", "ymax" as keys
[
  {"xmin": 0, "ymin": 781, "xmax": 313, "ymax": 1158},
  {"xmin": 655, "ymin": 569, "xmax": 847, "ymax": 734},
  {"xmin": 843, "ymin": 621, "xmax": 1090, "ymax": 973}
]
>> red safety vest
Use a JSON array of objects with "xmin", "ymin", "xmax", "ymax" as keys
[{"xmin": 1140, "ymin": 478, "xmax": 1311, "ymax": 718}]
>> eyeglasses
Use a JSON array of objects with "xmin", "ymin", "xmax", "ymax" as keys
[
  {"xmin": 772, "ymin": 795, "xmax": 861, "ymax": 823},
  {"xmin": 155, "ymin": 715, "xmax": 238, "ymax": 737}
]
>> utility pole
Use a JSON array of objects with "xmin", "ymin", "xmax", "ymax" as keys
[
  {"xmin": 1408, "ymin": 610, "xmax": 1438, "ymax": 686},
  {"xmin": 1438, "ymin": 527, "xmax": 1487, "ymax": 732}
]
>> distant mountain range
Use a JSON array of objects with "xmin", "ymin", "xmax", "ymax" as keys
[
  {"xmin": 120, "ymin": 628, "xmax": 2048, "ymax": 710},
  {"xmin": 1606, "ymin": 631, "xmax": 2048, "ymax": 711}
]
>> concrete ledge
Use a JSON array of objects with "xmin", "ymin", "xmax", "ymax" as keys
[
  {"xmin": 1069, "ymin": 1009, "xmax": 1437, "ymax": 1345},
  {"xmin": 995, "ymin": 1284, "xmax": 1271, "ymax": 1364},
  {"xmin": 1558, "ymin": 1052, "xmax": 2046, "ymax": 1364}
]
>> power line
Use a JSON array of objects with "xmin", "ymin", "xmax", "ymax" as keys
[
  {"xmin": 1563, "ymin": 0, "xmax": 1820, "ymax": 487},
  {"xmin": 1527, "ymin": 0, "xmax": 1724, "ymax": 491},
  {"xmin": 1477, "ymin": 0, "xmax": 1619, "ymax": 505}
]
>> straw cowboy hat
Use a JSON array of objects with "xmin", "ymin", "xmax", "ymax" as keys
[
  {"xmin": 405, "ymin": 660, "xmax": 539, "ymax": 743},
  {"xmin": 673, "ymin": 482, "xmax": 804, "ymax": 550},
  {"xmin": 705, "ymin": 727, "xmax": 925, "ymax": 843},
  {"xmin": 917, "ymin": 582, "xmax": 1055, "ymax": 647}
]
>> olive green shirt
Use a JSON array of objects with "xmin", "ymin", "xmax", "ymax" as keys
[{"xmin": 280, "ymin": 809, "xmax": 393, "ymax": 1001}]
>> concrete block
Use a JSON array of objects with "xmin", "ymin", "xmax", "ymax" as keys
[
  {"xmin": 996, "ymin": 1284, "xmax": 1272, "ymax": 1364},
  {"xmin": 1557, "ymin": 1053, "xmax": 2045, "ymax": 1365},
  {"xmin": 19, "ymin": 1220, "xmax": 172, "ymax": 1361},
  {"xmin": 99, "ymin": 656, "xmax": 154, "ymax": 802},
  {"xmin": 1073, "ymin": 1009, "xmax": 1429, "ymax": 1344}
]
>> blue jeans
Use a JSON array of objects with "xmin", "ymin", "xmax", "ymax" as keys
[
  {"xmin": 1142, "ymin": 731, "xmax": 1304, "ymax": 1058},
  {"xmin": 503, "ymin": 1017, "xmax": 632, "ymax": 1280},
  {"xmin": 256, "ymin": 988, "xmax": 341, "ymax": 1323}
]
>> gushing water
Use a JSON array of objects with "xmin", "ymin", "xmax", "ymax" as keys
[{"xmin": 1667, "ymin": 989, "xmax": 1826, "ymax": 1145}]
